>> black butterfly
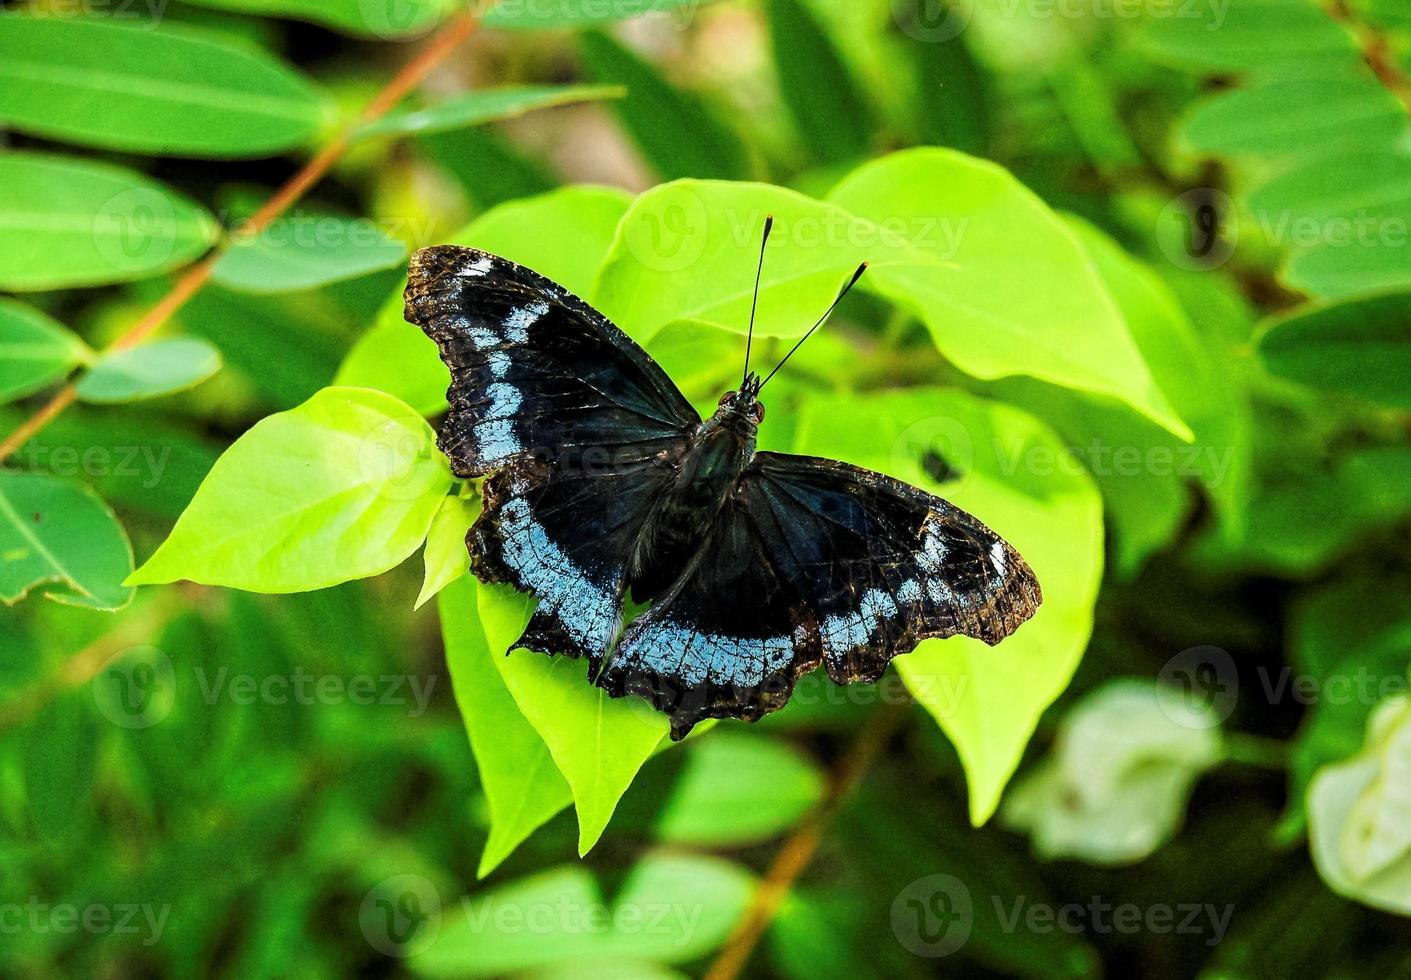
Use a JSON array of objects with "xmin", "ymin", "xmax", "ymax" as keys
[{"xmin": 405, "ymin": 222, "xmax": 1041, "ymax": 739}]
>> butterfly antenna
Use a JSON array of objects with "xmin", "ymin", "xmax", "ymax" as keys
[
  {"xmin": 743, "ymin": 214, "xmax": 773, "ymax": 388},
  {"xmin": 758, "ymin": 261, "xmax": 867, "ymax": 390}
]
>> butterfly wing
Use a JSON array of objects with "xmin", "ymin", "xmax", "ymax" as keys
[
  {"xmin": 405, "ymin": 245, "xmax": 700, "ymax": 662},
  {"xmin": 598, "ymin": 451, "xmax": 1042, "ymax": 738}
]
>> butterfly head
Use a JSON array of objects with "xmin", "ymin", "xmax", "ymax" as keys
[{"xmin": 716, "ymin": 373, "xmax": 766, "ymax": 431}]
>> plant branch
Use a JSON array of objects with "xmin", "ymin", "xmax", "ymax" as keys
[
  {"xmin": 1325, "ymin": 0, "xmax": 1411, "ymax": 116},
  {"xmin": 703, "ymin": 702, "xmax": 910, "ymax": 980},
  {"xmin": 0, "ymin": 10, "xmax": 482, "ymax": 464}
]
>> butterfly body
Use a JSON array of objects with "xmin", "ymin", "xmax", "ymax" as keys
[{"xmin": 406, "ymin": 245, "xmax": 1042, "ymax": 739}]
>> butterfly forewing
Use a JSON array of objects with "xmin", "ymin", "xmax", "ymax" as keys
[{"xmin": 405, "ymin": 246, "xmax": 699, "ymax": 661}]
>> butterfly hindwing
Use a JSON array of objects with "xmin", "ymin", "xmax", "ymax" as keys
[
  {"xmin": 405, "ymin": 246, "xmax": 699, "ymax": 661},
  {"xmin": 598, "ymin": 452, "xmax": 1042, "ymax": 738}
]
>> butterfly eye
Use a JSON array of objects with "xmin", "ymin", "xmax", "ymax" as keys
[
  {"xmin": 720, "ymin": 390, "xmax": 737, "ymax": 406},
  {"xmin": 751, "ymin": 403, "xmax": 765, "ymax": 423}
]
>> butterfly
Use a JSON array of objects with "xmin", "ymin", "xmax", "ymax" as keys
[{"xmin": 405, "ymin": 218, "xmax": 1041, "ymax": 740}]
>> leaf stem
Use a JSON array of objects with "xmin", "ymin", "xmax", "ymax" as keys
[
  {"xmin": 0, "ymin": 10, "xmax": 482, "ymax": 464},
  {"xmin": 1323, "ymin": 0, "xmax": 1411, "ymax": 116},
  {"xmin": 703, "ymin": 702, "xmax": 910, "ymax": 980},
  {"xmin": 1223, "ymin": 733, "xmax": 1289, "ymax": 770}
]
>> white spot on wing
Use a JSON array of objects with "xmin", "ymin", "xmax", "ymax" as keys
[
  {"xmin": 488, "ymin": 351, "xmax": 511, "ymax": 378},
  {"xmin": 990, "ymin": 540, "xmax": 1007, "ymax": 580},
  {"xmin": 504, "ymin": 301, "xmax": 549, "ymax": 343},
  {"xmin": 498, "ymin": 498, "xmax": 617, "ymax": 653},
  {"xmin": 463, "ymin": 254, "xmax": 494, "ymax": 276}
]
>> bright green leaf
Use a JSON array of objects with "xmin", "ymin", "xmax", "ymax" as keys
[
  {"xmin": 990, "ymin": 217, "xmax": 1247, "ymax": 573},
  {"xmin": 438, "ymin": 575, "xmax": 573, "ymax": 877},
  {"xmin": 477, "ymin": 583, "xmax": 668, "ymax": 855},
  {"xmin": 791, "ymin": 388, "xmax": 1104, "ymax": 824},
  {"xmin": 0, "ymin": 471, "xmax": 133, "ymax": 611},
  {"xmin": 336, "ymin": 185, "xmax": 633, "ymax": 415},
  {"xmin": 417, "ymin": 493, "xmax": 479, "ymax": 609},
  {"xmin": 212, "ymin": 214, "xmax": 408, "ymax": 294},
  {"xmin": 0, "ymin": 152, "xmax": 218, "ymax": 291},
  {"xmin": 75, "ymin": 338, "xmax": 222, "ymax": 404},
  {"xmin": 127, "ymin": 386, "xmax": 451, "ymax": 592},
  {"xmin": 654, "ymin": 732, "xmax": 824, "ymax": 845},
  {"xmin": 0, "ymin": 299, "xmax": 90, "ymax": 403},
  {"xmin": 1258, "ymin": 292, "xmax": 1411, "ymax": 410},
  {"xmin": 413, "ymin": 854, "xmax": 754, "ymax": 976},
  {"xmin": 595, "ymin": 154, "xmax": 1189, "ymax": 439},
  {"xmin": 0, "ymin": 16, "xmax": 328, "ymax": 157},
  {"xmin": 357, "ymin": 84, "xmax": 626, "ymax": 140},
  {"xmin": 828, "ymin": 151, "xmax": 1190, "ymax": 439}
]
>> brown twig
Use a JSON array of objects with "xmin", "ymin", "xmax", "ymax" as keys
[
  {"xmin": 1324, "ymin": 0, "xmax": 1411, "ymax": 116},
  {"xmin": 703, "ymin": 703, "xmax": 910, "ymax": 980},
  {"xmin": 0, "ymin": 10, "xmax": 482, "ymax": 464}
]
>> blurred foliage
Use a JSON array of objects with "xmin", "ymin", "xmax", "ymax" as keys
[{"xmin": 3, "ymin": 0, "xmax": 1411, "ymax": 977}]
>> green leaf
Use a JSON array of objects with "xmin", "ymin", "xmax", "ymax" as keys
[
  {"xmin": 1003, "ymin": 680, "xmax": 1223, "ymax": 865},
  {"xmin": 0, "ymin": 299, "xmax": 90, "ymax": 403},
  {"xmin": 1182, "ymin": 76, "xmax": 1408, "ymax": 159},
  {"xmin": 438, "ymin": 576, "xmax": 573, "ymax": 877},
  {"xmin": 1309, "ymin": 694, "xmax": 1411, "ymax": 915},
  {"xmin": 0, "ymin": 152, "xmax": 218, "ymax": 291},
  {"xmin": 764, "ymin": 0, "xmax": 873, "ymax": 163},
  {"xmin": 1247, "ymin": 149, "xmax": 1411, "ymax": 298},
  {"xmin": 75, "ymin": 338, "xmax": 222, "ymax": 404},
  {"xmin": 991, "ymin": 216, "xmax": 1247, "ymax": 573},
  {"xmin": 0, "ymin": 471, "xmax": 134, "ymax": 611},
  {"xmin": 790, "ymin": 388, "xmax": 1104, "ymax": 824},
  {"xmin": 827, "ymin": 152, "xmax": 1189, "ymax": 439},
  {"xmin": 127, "ymin": 386, "xmax": 452, "ymax": 592},
  {"xmin": 178, "ymin": 0, "xmax": 454, "ymax": 38},
  {"xmin": 594, "ymin": 154, "xmax": 1189, "ymax": 439},
  {"xmin": 1139, "ymin": 0, "xmax": 1359, "ymax": 72},
  {"xmin": 417, "ymin": 493, "xmax": 479, "ymax": 609},
  {"xmin": 477, "ymin": 583, "xmax": 668, "ymax": 854},
  {"xmin": 211, "ymin": 215, "xmax": 408, "ymax": 294},
  {"xmin": 357, "ymin": 84, "xmax": 626, "ymax": 140},
  {"xmin": 0, "ymin": 16, "xmax": 328, "ymax": 157},
  {"xmin": 1285, "ymin": 238, "xmax": 1411, "ymax": 301},
  {"xmin": 482, "ymin": 0, "xmax": 713, "ymax": 30},
  {"xmin": 579, "ymin": 32, "xmax": 749, "ymax": 181},
  {"xmin": 1277, "ymin": 576, "xmax": 1411, "ymax": 841},
  {"xmin": 412, "ymin": 854, "xmax": 754, "ymax": 976},
  {"xmin": 1258, "ymin": 292, "xmax": 1411, "ymax": 410},
  {"xmin": 336, "ymin": 185, "xmax": 633, "ymax": 415},
  {"xmin": 653, "ymin": 732, "xmax": 824, "ymax": 845}
]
